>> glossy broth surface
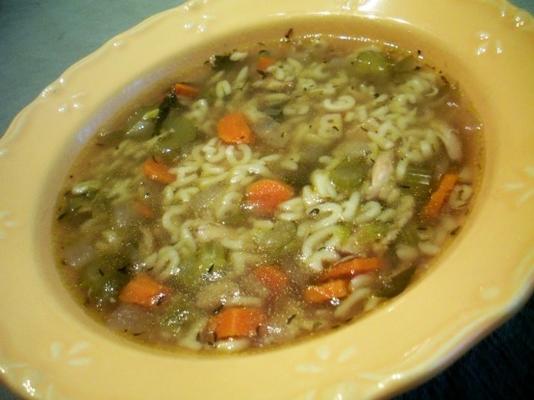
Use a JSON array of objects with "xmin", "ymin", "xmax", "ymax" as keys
[{"xmin": 54, "ymin": 33, "xmax": 482, "ymax": 352}]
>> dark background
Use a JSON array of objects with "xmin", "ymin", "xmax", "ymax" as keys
[{"xmin": 1, "ymin": 1, "xmax": 533, "ymax": 398}]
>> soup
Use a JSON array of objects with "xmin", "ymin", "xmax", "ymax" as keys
[{"xmin": 54, "ymin": 32, "xmax": 481, "ymax": 352}]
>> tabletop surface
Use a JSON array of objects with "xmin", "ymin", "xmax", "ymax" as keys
[{"xmin": 1, "ymin": 0, "xmax": 533, "ymax": 399}]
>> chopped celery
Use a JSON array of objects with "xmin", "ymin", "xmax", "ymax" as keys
[
  {"xmin": 161, "ymin": 112, "xmax": 197, "ymax": 138},
  {"xmin": 403, "ymin": 165, "xmax": 433, "ymax": 186},
  {"xmin": 71, "ymin": 180, "xmax": 101, "ymax": 196},
  {"xmin": 192, "ymin": 184, "xmax": 225, "ymax": 214},
  {"xmin": 396, "ymin": 220, "xmax": 419, "ymax": 246},
  {"xmin": 160, "ymin": 295, "xmax": 196, "ymax": 334},
  {"xmin": 175, "ymin": 242, "xmax": 227, "ymax": 290},
  {"xmin": 170, "ymin": 255, "xmax": 198, "ymax": 290},
  {"xmin": 220, "ymin": 208, "xmax": 247, "ymax": 226},
  {"xmin": 154, "ymin": 114, "xmax": 198, "ymax": 161},
  {"xmin": 178, "ymin": 265, "xmax": 205, "ymax": 289},
  {"xmin": 356, "ymin": 221, "xmax": 390, "ymax": 245},
  {"xmin": 255, "ymin": 220, "xmax": 297, "ymax": 256},
  {"xmin": 58, "ymin": 191, "xmax": 96, "ymax": 225},
  {"xmin": 151, "ymin": 91, "xmax": 190, "ymax": 137},
  {"xmin": 375, "ymin": 266, "xmax": 415, "ymax": 298},
  {"xmin": 125, "ymin": 119, "xmax": 155, "ymax": 140},
  {"xmin": 280, "ymin": 138, "xmax": 333, "ymax": 188},
  {"xmin": 200, "ymin": 86, "xmax": 217, "ymax": 103},
  {"xmin": 335, "ymin": 223, "xmax": 353, "ymax": 242},
  {"xmin": 64, "ymin": 193, "xmax": 92, "ymax": 213},
  {"xmin": 198, "ymin": 241, "xmax": 226, "ymax": 272},
  {"xmin": 280, "ymin": 163, "xmax": 315, "ymax": 189},
  {"xmin": 299, "ymin": 139, "xmax": 332, "ymax": 165},
  {"xmin": 79, "ymin": 254, "xmax": 130, "ymax": 308},
  {"xmin": 124, "ymin": 107, "xmax": 157, "ymax": 140},
  {"xmin": 353, "ymin": 50, "xmax": 391, "ymax": 82},
  {"xmin": 263, "ymin": 106, "xmax": 284, "ymax": 121},
  {"xmin": 401, "ymin": 164, "xmax": 433, "ymax": 204},
  {"xmin": 142, "ymin": 108, "xmax": 160, "ymax": 120},
  {"xmin": 393, "ymin": 55, "xmax": 418, "ymax": 74},
  {"xmin": 330, "ymin": 157, "xmax": 368, "ymax": 191},
  {"xmin": 332, "ymin": 141, "xmax": 369, "ymax": 160},
  {"xmin": 154, "ymin": 92, "xmax": 178, "ymax": 135},
  {"xmin": 276, "ymin": 236, "xmax": 301, "ymax": 261}
]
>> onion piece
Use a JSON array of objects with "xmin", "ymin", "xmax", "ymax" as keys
[
  {"xmin": 196, "ymin": 280, "xmax": 240, "ymax": 311},
  {"xmin": 437, "ymin": 126, "xmax": 462, "ymax": 161},
  {"xmin": 215, "ymin": 338, "xmax": 250, "ymax": 351},
  {"xmin": 107, "ymin": 304, "xmax": 154, "ymax": 334},
  {"xmin": 62, "ymin": 240, "xmax": 95, "ymax": 268},
  {"xmin": 252, "ymin": 116, "xmax": 289, "ymax": 148}
]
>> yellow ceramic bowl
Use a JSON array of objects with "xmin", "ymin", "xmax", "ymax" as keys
[{"xmin": 1, "ymin": 0, "xmax": 533, "ymax": 399}]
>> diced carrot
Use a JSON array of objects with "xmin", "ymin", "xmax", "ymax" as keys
[
  {"xmin": 422, "ymin": 173, "xmax": 459, "ymax": 219},
  {"xmin": 209, "ymin": 307, "xmax": 266, "ymax": 339},
  {"xmin": 321, "ymin": 257, "xmax": 383, "ymax": 281},
  {"xmin": 254, "ymin": 265, "xmax": 289, "ymax": 294},
  {"xmin": 119, "ymin": 273, "xmax": 172, "ymax": 307},
  {"xmin": 142, "ymin": 158, "xmax": 176, "ymax": 185},
  {"xmin": 174, "ymin": 83, "xmax": 199, "ymax": 98},
  {"xmin": 303, "ymin": 279, "xmax": 349, "ymax": 304},
  {"xmin": 245, "ymin": 179, "xmax": 294, "ymax": 216},
  {"xmin": 133, "ymin": 200, "xmax": 154, "ymax": 219},
  {"xmin": 257, "ymin": 56, "xmax": 275, "ymax": 72},
  {"xmin": 217, "ymin": 112, "xmax": 255, "ymax": 144}
]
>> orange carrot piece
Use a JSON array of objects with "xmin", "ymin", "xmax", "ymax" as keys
[
  {"xmin": 321, "ymin": 257, "xmax": 383, "ymax": 281},
  {"xmin": 119, "ymin": 273, "xmax": 172, "ymax": 307},
  {"xmin": 133, "ymin": 200, "xmax": 154, "ymax": 219},
  {"xmin": 304, "ymin": 279, "xmax": 349, "ymax": 304},
  {"xmin": 245, "ymin": 179, "xmax": 294, "ymax": 216},
  {"xmin": 209, "ymin": 307, "xmax": 266, "ymax": 339},
  {"xmin": 422, "ymin": 173, "xmax": 459, "ymax": 219},
  {"xmin": 142, "ymin": 158, "xmax": 176, "ymax": 185},
  {"xmin": 257, "ymin": 56, "xmax": 275, "ymax": 72},
  {"xmin": 254, "ymin": 265, "xmax": 289, "ymax": 294},
  {"xmin": 217, "ymin": 112, "xmax": 255, "ymax": 144},
  {"xmin": 174, "ymin": 83, "xmax": 199, "ymax": 98}
]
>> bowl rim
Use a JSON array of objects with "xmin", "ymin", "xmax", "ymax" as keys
[{"xmin": 1, "ymin": 0, "xmax": 533, "ymax": 399}]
